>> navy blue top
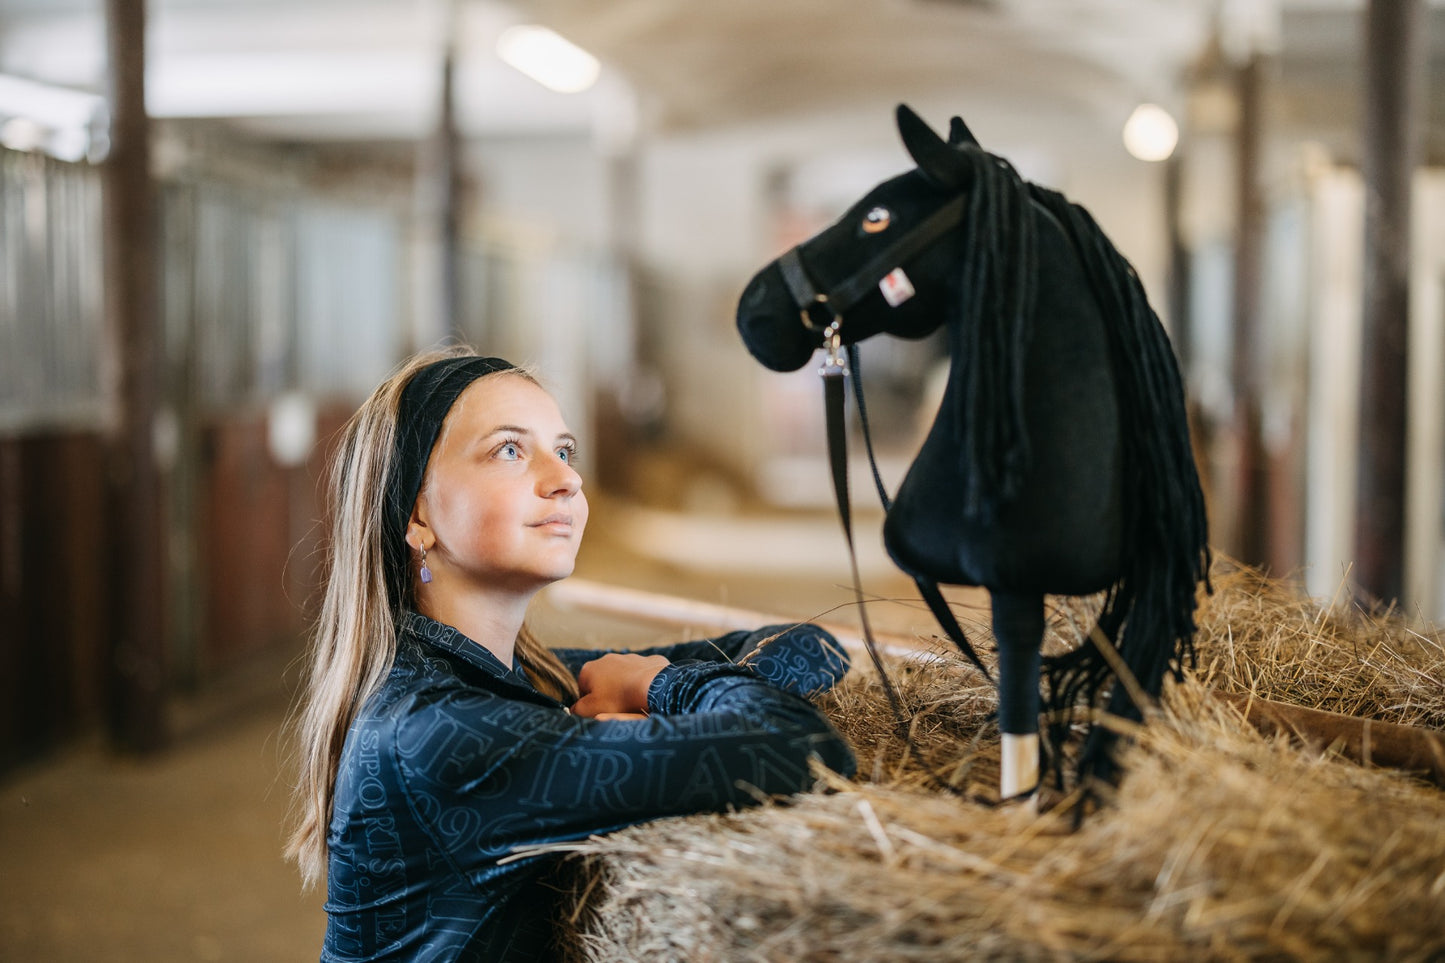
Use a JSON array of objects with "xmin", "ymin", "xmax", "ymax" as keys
[{"xmin": 321, "ymin": 612, "xmax": 855, "ymax": 962}]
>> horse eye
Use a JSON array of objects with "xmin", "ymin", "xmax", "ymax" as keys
[{"xmin": 862, "ymin": 207, "xmax": 891, "ymax": 234}]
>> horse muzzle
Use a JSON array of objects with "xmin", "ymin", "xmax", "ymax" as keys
[{"xmin": 736, "ymin": 262, "xmax": 823, "ymax": 373}]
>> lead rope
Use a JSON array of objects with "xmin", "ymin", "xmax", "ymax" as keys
[
  {"xmin": 819, "ymin": 327, "xmax": 908, "ymax": 723},
  {"xmin": 845, "ymin": 345, "xmax": 993, "ymax": 683},
  {"xmin": 821, "ymin": 336, "xmax": 992, "ymax": 795}
]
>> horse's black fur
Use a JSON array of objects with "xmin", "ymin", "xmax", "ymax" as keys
[{"xmin": 736, "ymin": 105, "xmax": 1210, "ymax": 792}]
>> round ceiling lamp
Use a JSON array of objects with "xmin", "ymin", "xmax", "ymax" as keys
[{"xmin": 1123, "ymin": 103, "xmax": 1179, "ymax": 162}]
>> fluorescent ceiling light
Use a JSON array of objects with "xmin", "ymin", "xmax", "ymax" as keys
[
  {"xmin": 149, "ymin": 52, "xmax": 432, "ymax": 116},
  {"xmin": 0, "ymin": 73, "xmax": 103, "ymax": 130},
  {"xmin": 1123, "ymin": 103, "xmax": 1178, "ymax": 162},
  {"xmin": 496, "ymin": 25, "xmax": 599, "ymax": 94},
  {"xmin": 0, "ymin": 116, "xmax": 47, "ymax": 152},
  {"xmin": 0, "ymin": 73, "xmax": 105, "ymax": 161}
]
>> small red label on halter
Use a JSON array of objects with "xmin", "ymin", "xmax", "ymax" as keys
[{"xmin": 879, "ymin": 267, "xmax": 915, "ymax": 307}]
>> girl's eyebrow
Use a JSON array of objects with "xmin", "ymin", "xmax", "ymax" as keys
[{"xmin": 481, "ymin": 425, "xmax": 578, "ymax": 445}]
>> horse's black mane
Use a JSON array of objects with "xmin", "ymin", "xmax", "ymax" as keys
[
  {"xmin": 946, "ymin": 146, "xmax": 1212, "ymax": 780},
  {"xmin": 944, "ymin": 149, "xmax": 1035, "ymax": 518}
]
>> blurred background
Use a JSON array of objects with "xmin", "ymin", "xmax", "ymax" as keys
[{"xmin": 1, "ymin": 0, "xmax": 1442, "ymax": 958}]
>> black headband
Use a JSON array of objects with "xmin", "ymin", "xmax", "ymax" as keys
[{"xmin": 384, "ymin": 355, "xmax": 516, "ymax": 602}]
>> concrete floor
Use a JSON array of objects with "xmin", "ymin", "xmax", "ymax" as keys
[
  {"xmin": 0, "ymin": 683, "xmax": 325, "ymax": 962},
  {"xmin": 0, "ymin": 499, "xmax": 973, "ymax": 962}
]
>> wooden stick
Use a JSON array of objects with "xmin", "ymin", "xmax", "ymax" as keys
[
  {"xmin": 551, "ymin": 579, "xmax": 1445, "ymax": 786},
  {"xmin": 1214, "ymin": 691, "xmax": 1445, "ymax": 787},
  {"xmin": 999, "ymin": 733, "xmax": 1040, "ymax": 800}
]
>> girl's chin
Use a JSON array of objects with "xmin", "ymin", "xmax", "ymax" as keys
[{"xmin": 537, "ymin": 556, "xmax": 580, "ymax": 584}]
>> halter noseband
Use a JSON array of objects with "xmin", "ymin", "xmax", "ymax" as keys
[{"xmin": 775, "ymin": 192, "xmax": 968, "ymax": 365}]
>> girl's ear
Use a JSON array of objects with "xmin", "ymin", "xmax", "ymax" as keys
[{"xmin": 406, "ymin": 501, "xmax": 432, "ymax": 552}]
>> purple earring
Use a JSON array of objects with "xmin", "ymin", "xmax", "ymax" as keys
[{"xmin": 419, "ymin": 545, "xmax": 433, "ymax": 584}]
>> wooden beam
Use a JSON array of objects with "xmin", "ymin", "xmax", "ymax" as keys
[
  {"xmin": 436, "ymin": 45, "xmax": 461, "ymax": 339},
  {"xmin": 1354, "ymin": 0, "xmax": 1424, "ymax": 604},
  {"xmin": 102, "ymin": 0, "xmax": 166, "ymax": 752},
  {"xmin": 1230, "ymin": 53, "xmax": 1268, "ymax": 568},
  {"xmin": 546, "ymin": 578, "xmax": 936, "ymax": 663},
  {"xmin": 1216, "ymin": 691, "xmax": 1444, "ymax": 787},
  {"xmin": 1163, "ymin": 153, "xmax": 1192, "ymax": 377},
  {"xmin": 413, "ymin": 8, "xmax": 462, "ymax": 350}
]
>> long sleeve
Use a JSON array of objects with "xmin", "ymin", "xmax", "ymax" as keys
[
  {"xmin": 554, "ymin": 623, "xmax": 851, "ymax": 699},
  {"xmin": 324, "ymin": 618, "xmax": 855, "ymax": 963},
  {"xmin": 393, "ymin": 660, "xmax": 854, "ymax": 868}
]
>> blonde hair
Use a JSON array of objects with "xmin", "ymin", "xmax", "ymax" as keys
[{"xmin": 285, "ymin": 347, "xmax": 580, "ymax": 889}]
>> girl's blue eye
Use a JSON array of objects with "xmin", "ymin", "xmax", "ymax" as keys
[{"xmin": 498, "ymin": 442, "xmax": 520, "ymax": 460}]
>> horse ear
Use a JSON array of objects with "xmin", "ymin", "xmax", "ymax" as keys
[
  {"xmin": 948, "ymin": 116, "xmax": 980, "ymax": 148},
  {"xmin": 897, "ymin": 104, "xmax": 970, "ymax": 190}
]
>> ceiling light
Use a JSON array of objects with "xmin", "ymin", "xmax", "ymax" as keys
[
  {"xmin": 0, "ymin": 116, "xmax": 46, "ymax": 152},
  {"xmin": 0, "ymin": 74, "xmax": 102, "ymax": 130},
  {"xmin": 496, "ymin": 25, "xmax": 599, "ymax": 94},
  {"xmin": 1123, "ymin": 103, "xmax": 1179, "ymax": 162},
  {"xmin": 0, "ymin": 74, "xmax": 106, "ymax": 161}
]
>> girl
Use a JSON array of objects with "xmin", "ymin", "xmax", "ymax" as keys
[{"xmin": 287, "ymin": 348, "xmax": 855, "ymax": 961}]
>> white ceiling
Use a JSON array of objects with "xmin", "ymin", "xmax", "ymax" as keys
[
  {"xmin": 0, "ymin": 0, "xmax": 1440, "ymax": 158},
  {"xmin": 0, "ymin": 0, "xmax": 1233, "ymax": 143}
]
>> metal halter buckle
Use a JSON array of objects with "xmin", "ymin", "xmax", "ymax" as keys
[
  {"xmin": 819, "ymin": 319, "xmax": 846, "ymax": 377},
  {"xmin": 798, "ymin": 292, "xmax": 833, "ymax": 333}
]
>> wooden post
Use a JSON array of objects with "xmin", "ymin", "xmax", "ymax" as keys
[
  {"xmin": 1354, "ymin": 0, "xmax": 1423, "ymax": 604},
  {"xmin": 413, "ymin": 13, "xmax": 463, "ymax": 349},
  {"xmin": 102, "ymin": 0, "xmax": 166, "ymax": 751},
  {"xmin": 436, "ymin": 46, "xmax": 461, "ymax": 339},
  {"xmin": 1163, "ymin": 155, "xmax": 1192, "ymax": 374},
  {"xmin": 1229, "ymin": 53, "xmax": 1268, "ymax": 568}
]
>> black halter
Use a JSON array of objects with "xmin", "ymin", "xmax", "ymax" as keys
[
  {"xmin": 776, "ymin": 194, "xmax": 968, "ymax": 336},
  {"xmin": 773, "ymin": 192, "xmax": 992, "ymax": 724}
]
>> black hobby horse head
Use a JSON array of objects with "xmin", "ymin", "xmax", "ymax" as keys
[{"xmin": 737, "ymin": 105, "xmax": 1210, "ymax": 800}]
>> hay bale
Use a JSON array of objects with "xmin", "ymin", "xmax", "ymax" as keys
[
  {"xmin": 1193, "ymin": 564, "xmax": 1445, "ymax": 728},
  {"xmin": 549, "ymin": 561, "xmax": 1445, "ymax": 961}
]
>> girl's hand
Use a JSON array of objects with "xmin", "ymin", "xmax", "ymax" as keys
[{"xmin": 572, "ymin": 653, "xmax": 669, "ymax": 718}]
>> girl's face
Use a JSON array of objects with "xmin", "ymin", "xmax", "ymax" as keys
[{"xmin": 411, "ymin": 374, "xmax": 588, "ymax": 595}]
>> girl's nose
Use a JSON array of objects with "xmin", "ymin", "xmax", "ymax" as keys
[{"xmin": 541, "ymin": 456, "xmax": 582, "ymax": 497}]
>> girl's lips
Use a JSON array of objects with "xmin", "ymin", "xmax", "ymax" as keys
[{"xmin": 531, "ymin": 514, "xmax": 574, "ymax": 528}]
